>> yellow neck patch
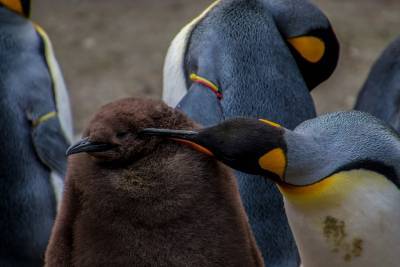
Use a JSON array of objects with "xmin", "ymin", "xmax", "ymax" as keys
[
  {"xmin": 279, "ymin": 175, "xmax": 335, "ymax": 200},
  {"xmin": 278, "ymin": 169, "xmax": 396, "ymax": 206},
  {"xmin": 258, "ymin": 148, "xmax": 286, "ymax": 178},
  {"xmin": 0, "ymin": 0, "xmax": 24, "ymax": 16},
  {"xmin": 287, "ymin": 36, "xmax": 325, "ymax": 63}
]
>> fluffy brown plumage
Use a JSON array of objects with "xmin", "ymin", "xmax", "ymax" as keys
[{"xmin": 45, "ymin": 98, "xmax": 263, "ymax": 267}]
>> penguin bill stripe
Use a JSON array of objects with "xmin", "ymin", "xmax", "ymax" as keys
[
  {"xmin": 190, "ymin": 73, "xmax": 222, "ymax": 100},
  {"xmin": 171, "ymin": 138, "xmax": 214, "ymax": 157},
  {"xmin": 140, "ymin": 128, "xmax": 214, "ymax": 156},
  {"xmin": 259, "ymin": 119, "xmax": 281, "ymax": 128}
]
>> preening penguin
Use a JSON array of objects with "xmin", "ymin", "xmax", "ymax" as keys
[
  {"xmin": 45, "ymin": 98, "xmax": 263, "ymax": 267},
  {"xmin": 355, "ymin": 36, "xmax": 400, "ymax": 132},
  {"xmin": 0, "ymin": 1, "xmax": 73, "ymax": 266},
  {"xmin": 163, "ymin": 0, "xmax": 339, "ymax": 265},
  {"xmin": 163, "ymin": 0, "xmax": 339, "ymax": 125},
  {"xmin": 142, "ymin": 111, "xmax": 400, "ymax": 267}
]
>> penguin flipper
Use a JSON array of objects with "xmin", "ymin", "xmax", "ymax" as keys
[
  {"xmin": 176, "ymin": 83, "xmax": 224, "ymax": 127},
  {"xmin": 31, "ymin": 115, "xmax": 70, "ymax": 178}
]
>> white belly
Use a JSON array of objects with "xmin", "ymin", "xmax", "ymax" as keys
[{"xmin": 281, "ymin": 170, "xmax": 400, "ymax": 267}]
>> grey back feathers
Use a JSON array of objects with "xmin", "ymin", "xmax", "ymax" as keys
[
  {"xmin": 284, "ymin": 111, "xmax": 400, "ymax": 186},
  {"xmin": 0, "ymin": 7, "xmax": 72, "ymax": 266},
  {"xmin": 183, "ymin": 0, "xmax": 316, "ymax": 128},
  {"xmin": 355, "ymin": 37, "xmax": 400, "ymax": 132},
  {"xmin": 262, "ymin": 0, "xmax": 329, "ymax": 37},
  {"xmin": 181, "ymin": 2, "xmax": 313, "ymax": 265}
]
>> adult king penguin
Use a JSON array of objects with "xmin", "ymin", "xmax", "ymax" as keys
[
  {"xmin": 163, "ymin": 0, "xmax": 339, "ymax": 265},
  {"xmin": 142, "ymin": 111, "xmax": 400, "ymax": 267},
  {"xmin": 0, "ymin": 1, "xmax": 73, "ymax": 266},
  {"xmin": 355, "ymin": 36, "xmax": 400, "ymax": 132}
]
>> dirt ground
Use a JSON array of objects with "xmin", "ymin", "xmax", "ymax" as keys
[{"xmin": 32, "ymin": 0, "xmax": 400, "ymax": 133}]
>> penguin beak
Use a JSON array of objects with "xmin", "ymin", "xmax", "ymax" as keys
[
  {"xmin": 139, "ymin": 128, "xmax": 214, "ymax": 156},
  {"xmin": 66, "ymin": 137, "xmax": 116, "ymax": 156}
]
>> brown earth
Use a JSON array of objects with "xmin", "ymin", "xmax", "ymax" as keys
[{"xmin": 32, "ymin": 0, "xmax": 400, "ymax": 133}]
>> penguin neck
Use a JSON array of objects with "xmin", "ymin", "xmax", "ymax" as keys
[
  {"xmin": 220, "ymin": 50, "xmax": 316, "ymax": 129},
  {"xmin": 283, "ymin": 131, "xmax": 331, "ymax": 185},
  {"xmin": 280, "ymin": 169, "xmax": 400, "ymax": 267},
  {"xmin": 283, "ymin": 123, "xmax": 400, "ymax": 186}
]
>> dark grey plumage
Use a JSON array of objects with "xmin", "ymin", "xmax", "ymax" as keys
[
  {"xmin": 355, "ymin": 36, "xmax": 400, "ymax": 132},
  {"xmin": 0, "ymin": 5, "xmax": 72, "ymax": 266},
  {"xmin": 163, "ymin": 0, "xmax": 339, "ymax": 266}
]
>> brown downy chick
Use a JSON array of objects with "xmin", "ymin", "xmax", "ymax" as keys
[{"xmin": 45, "ymin": 98, "xmax": 263, "ymax": 267}]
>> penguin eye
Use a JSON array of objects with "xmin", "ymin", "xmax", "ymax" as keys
[{"xmin": 116, "ymin": 132, "xmax": 129, "ymax": 139}]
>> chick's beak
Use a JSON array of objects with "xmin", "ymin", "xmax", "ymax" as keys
[{"xmin": 66, "ymin": 137, "xmax": 116, "ymax": 156}]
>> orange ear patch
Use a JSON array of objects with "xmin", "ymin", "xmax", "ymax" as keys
[
  {"xmin": 288, "ymin": 36, "xmax": 325, "ymax": 63},
  {"xmin": 258, "ymin": 148, "xmax": 286, "ymax": 178},
  {"xmin": 0, "ymin": 0, "xmax": 24, "ymax": 16},
  {"xmin": 171, "ymin": 138, "xmax": 214, "ymax": 157}
]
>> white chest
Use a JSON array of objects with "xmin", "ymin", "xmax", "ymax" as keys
[{"xmin": 282, "ymin": 170, "xmax": 400, "ymax": 267}]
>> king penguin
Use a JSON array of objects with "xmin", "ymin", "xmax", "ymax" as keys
[
  {"xmin": 355, "ymin": 36, "xmax": 400, "ymax": 132},
  {"xmin": 141, "ymin": 111, "xmax": 400, "ymax": 267},
  {"xmin": 162, "ymin": 0, "xmax": 339, "ymax": 265},
  {"xmin": 45, "ymin": 98, "xmax": 263, "ymax": 267},
  {"xmin": 0, "ymin": 1, "xmax": 73, "ymax": 266}
]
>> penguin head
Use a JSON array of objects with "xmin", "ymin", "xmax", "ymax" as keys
[
  {"xmin": 264, "ymin": 0, "xmax": 340, "ymax": 89},
  {"xmin": 141, "ymin": 111, "xmax": 400, "ymax": 188},
  {"xmin": 0, "ymin": 0, "xmax": 30, "ymax": 17},
  {"xmin": 141, "ymin": 118, "xmax": 289, "ymax": 183},
  {"xmin": 67, "ymin": 98, "xmax": 190, "ymax": 164}
]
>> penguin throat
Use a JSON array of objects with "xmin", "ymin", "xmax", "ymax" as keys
[{"xmin": 190, "ymin": 73, "xmax": 222, "ymax": 100}]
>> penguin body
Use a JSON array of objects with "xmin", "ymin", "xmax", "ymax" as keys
[
  {"xmin": 45, "ymin": 98, "xmax": 263, "ymax": 267},
  {"xmin": 141, "ymin": 111, "xmax": 400, "ymax": 267},
  {"xmin": 0, "ymin": 2, "xmax": 72, "ymax": 266},
  {"xmin": 355, "ymin": 36, "xmax": 400, "ymax": 132},
  {"xmin": 163, "ymin": 1, "xmax": 339, "ymax": 265}
]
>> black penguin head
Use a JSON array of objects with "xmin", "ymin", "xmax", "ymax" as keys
[
  {"xmin": 0, "ymin": 0, "xmax": 30, "ymax": 17},
  {"xmin": 141, "ymin": 117, "xmax": 289, "ymax": 182},
  {"xmin": 264, "ymin": 0, "xmax": 340, "ymax": 89},
  {"xmin": 67, "ymin": 98, "xmax": 184, "ymax": 164}
]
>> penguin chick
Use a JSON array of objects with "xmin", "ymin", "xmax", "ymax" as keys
[
  {"xmin": 141, "ymin": 111, "xmax": 400, "ymax": 267},
  {"xmin": 355, "ymin": 36, "xmax": 400, "ymax": 132},
  {"xmin": 45, "ymin": 98, "xmax": 264, "ymax": 267}
]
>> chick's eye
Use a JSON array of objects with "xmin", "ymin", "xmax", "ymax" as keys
[{"xmin": 116, "ymin": 132, "xmax": 129, "ymax": 139}]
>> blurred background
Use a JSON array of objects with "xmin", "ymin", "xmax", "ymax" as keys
[{"xmin": 33, "ymin": 0, "xmax": 400, "ymax": 133}]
